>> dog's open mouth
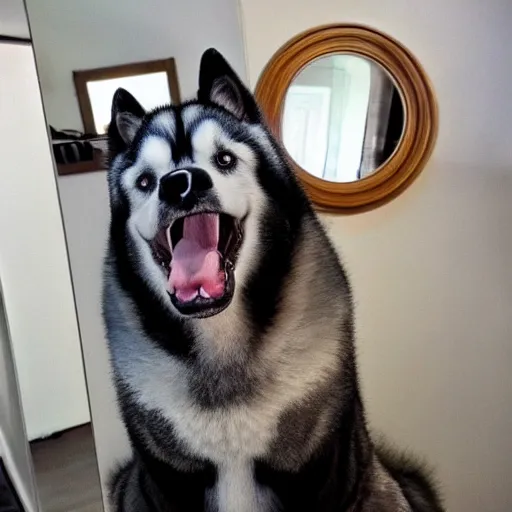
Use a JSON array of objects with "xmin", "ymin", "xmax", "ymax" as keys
[{"xmin": 150, "ymin": 213, "xmax": 243, "ymax": 317}]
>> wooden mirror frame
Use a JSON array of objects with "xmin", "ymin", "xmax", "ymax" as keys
[{"xmin": 255, "ymin": 24, "xmax": 438, "ymax": 213}]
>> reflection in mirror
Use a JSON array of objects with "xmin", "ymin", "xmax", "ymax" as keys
[
  {"xmin": 74, "ymin": 59, "xmax": 181, "ymax": 134},
  {"xmin": 88, "ymin": 73, "xmax": 167, "ymax": 133},
  {"xmin": 282, "ymin": 54, "xmax": 405, "ymax": 182},
  {"xmin": 20, "ymin": 0, "xmax": 247, "ymax": 510}
]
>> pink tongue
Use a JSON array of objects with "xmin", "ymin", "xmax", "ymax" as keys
[{"xmin": 168, "ymin": 214, "xmax": 225, "ymax": 303}]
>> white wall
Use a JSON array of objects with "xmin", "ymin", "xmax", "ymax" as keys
[
  {"xmin": 239, "ymin": 1, "xmax": 512, "ymax": 511},
  {"xmin": 0, "ymin": 0, "xmax": 30, "ymax": 39},
  {"xmin": 57, "ymin": 172, "xmax": 129, "ymax": 503},
  {"xmin": 0, "ymin": 43, "xmax": 90, "ymax": 441},
  {"xmin": 25, "ymin": 0, "xmax": 247, "ymax": 131},
  {"xmin": 0, "ymin": 284, "xmax": 39, "ymax": 512},
  {"xmin": 25, "ymin": 0, "xmax": 247, "ymax": 501}
]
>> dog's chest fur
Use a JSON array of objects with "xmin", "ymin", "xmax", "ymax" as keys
[
  {"xmin": 121, "ymin": 347, "xmax": 281, "ymax": 512},
  {"xmin": 115, "ymin": 293, "xmax": 341, "ymax": 512}
]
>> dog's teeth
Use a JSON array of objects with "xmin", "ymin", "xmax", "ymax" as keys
[
  {"xmin": 166, "ymin": 226, "xmax": 173, "ymax": 254},
  {"xmin": 199, "ymin": 287, "xmax": 210, "ymax": 299}
]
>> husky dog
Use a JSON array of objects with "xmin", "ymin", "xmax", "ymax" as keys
[{"xmin": 102, "ymin": 49, "xmax": 443, "ymax": 512}]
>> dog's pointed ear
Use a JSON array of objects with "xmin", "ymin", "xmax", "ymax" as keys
[
  {"xmin": 108, "ymin": 88, "xmax": 145, "ymax": 153},
  {"xmin": 198, "ymin": 48, "xmax": 261, "ymax": 123}
]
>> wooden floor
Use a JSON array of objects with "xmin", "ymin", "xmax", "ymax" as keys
[{"xmin": 30, "ymin": 424, "xmax": 103, "ymax": 512}]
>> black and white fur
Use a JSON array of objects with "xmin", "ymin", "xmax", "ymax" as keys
[{"xmin": 102, "ymin": 48, "xmax": 444, "ymax": 511}]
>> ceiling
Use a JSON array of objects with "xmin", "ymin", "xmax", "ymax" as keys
[{"xmin": 0, "ymin": 0, "xmax": 30, "ymax": 39}]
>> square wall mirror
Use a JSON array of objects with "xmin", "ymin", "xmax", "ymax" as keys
[{"xmin": 73, "ymin": 58, "xmax": 181, "ymax": 134}]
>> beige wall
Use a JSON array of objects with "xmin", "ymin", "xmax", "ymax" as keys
[
  {"xmin": 239, "ymin": 1, "xmax": 512, "ymax": 511},
  {"xmin": 57, "ymin": 171, "xmax": 127, "ymax": 507}
]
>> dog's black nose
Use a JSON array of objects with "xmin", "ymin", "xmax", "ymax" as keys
[{"xmin": 159, "ymin": 167, "xmax": 213, "ymax": 206}]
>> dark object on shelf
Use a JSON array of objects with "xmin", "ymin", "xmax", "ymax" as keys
[
  {"xmin": 0, "ymin": 458, "xmax": 24, "ymax": 512},
  {"xmin": 50, "ymin": 125, "xmax": 94, "ymax": 165},
  {"xmin": 48, "ymin": 126, "xmax": 107, "ymax": 175},
  {"xmin": 53, "ymin": 140, "xmax": 94, "ymax": 165},
  {"xmin": 56, "ymin": 148, "xmax": 105, "ymax": 176}
]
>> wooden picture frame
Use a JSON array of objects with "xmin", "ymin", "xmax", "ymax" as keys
[
  {"xmin": 73, "ymin": 58, "xmax": 181, "ymax": 135},
  {"xmin": 255, "ymin": 24, "xmax": 438, "ymax": 213}
]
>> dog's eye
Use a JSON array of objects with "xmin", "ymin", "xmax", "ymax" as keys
[
  {"xmin": 215, "ymin": 150, "xmax": 237, "ymax": 170},
  {"xmin": 136, "ymin": 172, "xmax": 155, "ymax": 192}
]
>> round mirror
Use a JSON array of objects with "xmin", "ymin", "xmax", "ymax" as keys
[
  {"xmin": 282, "ymin": 54, "xmax": 405, "ymax": 183},
  {"xmin": 255, "ymin": 24, "xmax": 438, "ymax": 212}
]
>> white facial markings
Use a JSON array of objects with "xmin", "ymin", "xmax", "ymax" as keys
[
  {"xmin": 128, "ymin": 215, "xmax": 170, "ymax": 303},
  {"xmin": 139, "ymin": 136, "xmax": 172, "ymax": 170},
  {"xmin": 129, "ymin": 194, "xmax": 159, "ymax": 240},
  {"xmin": 121, "ymin": 165, "xmax": 169, "ymax": 302},
  {"xmin": 119, "ymin": 135, "xmax": 176, "ymax": 304},
  {"xmin": 121, "ymin": 137, "xmax": 171, "ymax": 241},
  {"xmin": 122, "ymin": 135, "xmax": 174, "ymax": 239}
]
